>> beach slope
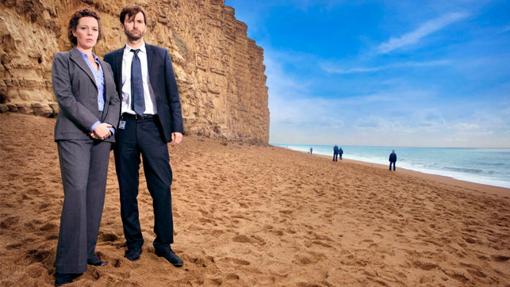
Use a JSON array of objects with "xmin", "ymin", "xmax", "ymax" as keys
[{"xmin": 1, "ymin": 113, "xmax": 509, "ymax": 286}]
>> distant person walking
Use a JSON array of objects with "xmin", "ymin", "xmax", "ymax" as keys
[
  {"xmin": 389, "ymin": 150, "xmax": 397, "ymax": 171},
  {"xmin": 338, "ymin": 147, "xmax": 343, "ymax": 160},
  {"xmin": 310, "ymin": 147, "xmax": 313, "ymax": 154},
  {"xmin": 333, "ymin": 145, "xmax": 339, "ymax": 161}
]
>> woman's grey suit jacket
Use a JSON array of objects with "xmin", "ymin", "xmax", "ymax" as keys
[{"xmin": 52, "ymin": 48, "xmax": 120, "ymax": 142}]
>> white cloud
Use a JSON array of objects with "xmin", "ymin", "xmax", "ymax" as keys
[
  {"xmin": 454, "ymin": 122, "xmax": 480, "ymax": 131},
  {"xmin": 321, "ymin": 60, "xmax": 451, "ymax": 74},
  {"xmin": 376, "ymin": 12, "xmax": 469, "ymax": 54},
  {"xmin": 264, "ymin": 41, "xmax": 510, "ymax": 147},
  {"xmin": 269, "ymin": 78, "xmax": 510, "ymax": 147}
]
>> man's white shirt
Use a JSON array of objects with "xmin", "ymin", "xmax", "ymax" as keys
[{"xmin": 121, "ymin": 42, "xmax": 157, "ymax": 115}]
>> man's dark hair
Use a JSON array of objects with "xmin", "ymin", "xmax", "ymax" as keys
[
  {"xmin": 67, "ymin": 9, "xmax": 101, "ymax": 47},
  {"xmin": 120, "ymin": 5, "xmax": 147, "ymax": 24}
]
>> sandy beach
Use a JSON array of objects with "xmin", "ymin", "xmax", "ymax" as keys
[{"xmin": 1, "ymin": 113, "xmax": 509, "ymax": 287}]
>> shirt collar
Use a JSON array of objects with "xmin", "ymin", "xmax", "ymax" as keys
[
  {"xmin": 77, "ymin": 49, "xmax": 100, "ymax": 63},
  {"xmin": 125, "ymin": 42, "xmax": 146, "ymax": 54}
]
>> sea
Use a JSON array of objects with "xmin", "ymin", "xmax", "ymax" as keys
[{"xmin": 272, "ymin": 144, "xmax": 510, "ymax": 189}]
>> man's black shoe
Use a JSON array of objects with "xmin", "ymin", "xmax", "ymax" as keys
[
  {"xmin": 54, "ymin": 273, "xmax": 81, "ymax": 286},
  {"xmin": 125, "ymin": 247, "xmax": 142, "ymax": 261},
  {"xmin": 87, "ymin": 254, "xmax": 108, "ymax": 266},
  {"xmin": 155, "ymin": 248, "xmax": 183, "ymax": 267}
]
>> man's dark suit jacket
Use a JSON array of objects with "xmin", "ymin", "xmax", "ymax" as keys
[{"xmin": 104, "ymin": 44, "xmax": 184, "ymax": 143}]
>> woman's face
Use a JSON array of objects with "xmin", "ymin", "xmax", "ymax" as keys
[{"xmin": 73, "ymin": 16, "xmax": 99, "ymax": 50}]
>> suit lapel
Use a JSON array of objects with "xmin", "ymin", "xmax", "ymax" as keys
[
  {"xmin": 70, "ymin": 48, "xmax": 97, "ymax": 88},
  {"xmin": 145, "ymin": 44, "xmax": 160, "ymax": 106},
  {"xmin": 115, "ymin": 49, "xmax": 123, "ymax": 95},
  {"xmin": 146, "ymin": 44, "xmax": 154, "ymax": 82},
  {"xmin": 99, "ymin": 59, "xmax": 111, "ymax": 120}
]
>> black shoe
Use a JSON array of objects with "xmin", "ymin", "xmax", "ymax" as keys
[
  {"xmin": 125, "ymin": 247, "xmax": 142, "ymax": 261},
  {"xmin": 54, "ymin": 273, "xmax": 82, "ymax": 286},
  {"xmin": 87, "ymin": 254, "xmax": 108, "ymax": 266},
  {"xmin": 155, "ymin": 248, "xmax": 183, "ymax": 267}
]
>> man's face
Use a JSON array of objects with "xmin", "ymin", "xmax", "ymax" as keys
[{"xmin": 123, "ymin": 12, "xmax": 146, "ymax": 41}]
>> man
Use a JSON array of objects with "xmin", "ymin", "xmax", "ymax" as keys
[
  {"xmin": 104, "ymin": 5, "xmax": 184, "ymax": 267},
  {"xmin": 389, "ymin": 150, "xmax": 397, "ymax": 171},
  {"xmin": 333, "ymin": 145, "xmax": 338, "ymax": 161}
]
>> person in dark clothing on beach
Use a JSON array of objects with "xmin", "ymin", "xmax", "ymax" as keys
[
  {"xmin": 389, "ymin": 150, "xmax": 397, "ymax": 171},
  {"xmin": 333, "ymin": 145, "xmax": 339, "ymax": 161},
  {"xmin": 310, "ymin": 147, "xmax": 313, "ymax": 154},
  {"xmin": 104, "ymin": 5, "xmax": 184, "ymax": 268},
  {"xmin": 338, "ymin": 147, "xmax": 343, "ymax": 160}
]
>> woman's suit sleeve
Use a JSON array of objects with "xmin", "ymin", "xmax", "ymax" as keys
[{"xmin": 52, "ymin": 52, "xmax": 99, "ymax": 131}]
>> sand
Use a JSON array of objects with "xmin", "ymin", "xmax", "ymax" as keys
[{"xmin": 1, "ymin": 113, "xmax": 509, "ymax": 287}]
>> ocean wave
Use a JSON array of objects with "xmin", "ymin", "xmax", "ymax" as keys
[
  {"xmin": 443, "ymin": 167, "xmax": 484, "ymax": 174},
  {"xmin": 478, "ymin": 162, "xmax": 505, "ymax": 167}
]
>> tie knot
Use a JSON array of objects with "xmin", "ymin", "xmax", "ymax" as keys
[{"xmin": 131, "ymin": 49, "xmax": 140, "ymax": 55}]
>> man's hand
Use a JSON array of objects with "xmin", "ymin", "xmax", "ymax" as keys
[
  {"xmin": 170, "ymin": 132, "xmax": 183, "ymax": 145},
  {"xmin": 92, "ymin": 123, "xmax": 112, "ymax": 140}
]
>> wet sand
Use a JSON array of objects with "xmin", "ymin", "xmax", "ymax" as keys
[{"xmin": 1, "ymin": 113, "xmax": 509, "ymax": 287}]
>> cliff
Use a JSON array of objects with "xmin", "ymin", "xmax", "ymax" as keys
[{"xmin": 0, "ymin": 0, "xmax": 269, "ymax": 144}]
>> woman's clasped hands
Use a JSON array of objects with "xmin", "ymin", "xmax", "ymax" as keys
[{"xmin": 90, "ymin": 123, "xmax": 113, "ymax": 140}]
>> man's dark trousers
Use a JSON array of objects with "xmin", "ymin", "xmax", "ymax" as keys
[
  {"xmin": 389, "ymin": 162, "xmax": 396, "ymax": 171},
  {"xmin": 115, "ymin": 116, "xmax": 174, "ymax": 250}
]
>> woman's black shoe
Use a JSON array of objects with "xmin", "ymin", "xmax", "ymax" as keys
[
  {"xmin": 54, "ymin": 273, "xmax": 82, "ymax": 286},
  {"xmin": 87, "ymin": 254, "xmax": 108, "ymax": 266}
]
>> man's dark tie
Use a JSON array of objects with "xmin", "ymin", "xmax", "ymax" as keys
[{"xmin": 131, "ymin": 49, "xmax": 145, "ymax": 116}]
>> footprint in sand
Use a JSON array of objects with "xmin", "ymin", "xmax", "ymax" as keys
[
  {"xmin": 39, "ymin": 223, "xmax": 58, "ymax": 232},
  {"xmin": 112, "ymin": 258, "xmax": 122, "ymax": 268},
  {"xmin": 250, "ymin": 235, "xmax": 267, "ymax": 246},
  {"xmin": 467, "ymin": 268, "xmax": 487, "ymax": 278},
  {"xmin": 464, "ymin": 237, "xmax": 477, "ymax": 244},
  {"xmin": 0, "ymin": 216, "xmax": 19, "ymax": 230},
  {"xmin": 223, "ymin": 257, "xmax": 250, "ymax": 266},
  {"xmin": 187, "ymin": 255, "xmax": 215, "ymax": 268},
  {"xmin": 308, "ymin": 240, "xmax": 334, "ymax": 249},
  {"xmin": 448, "ymin": 271, "xmax": 470, "ymax": 284},
  {"xmin": 491, "ymin": 255, "xmax": 510, "ymax": 262},
  {"xmin": 25, "ymin": 249, "xmax": 51, "ymax": 264},
  {"xmin": 45, "ymin": 234, "xmax": 59, "ymax": 240},
  {"xmin": 413, "ymin": 260, "xmax": 439, "ymax": 271},
  {"xmin": 232, "ymin": 232, "xmax": 266, "ymax": 245},
  {"xmin": 26, "ymin": 263, "xmax": 46, "ymax": 279},
  {"xmin": 27, "ymin": 188, "xmax": 42, "ymax": 195},
  {"xmin": 90, "ymin": 269, "xmax": 101, "ymax": 280},
  {"xmin": 101, "ymin": 232, "xmax": 119, "ymax": 242},
  {"xmin": 5, "ymin": 242, "xmax": 23, "ymax": 250},
  {"xmin": 205, "ymin": 277, "xmax": 223, "ymax": 286},
  {"xmin": 293, "ymin": 252, "xmax": 325, "ymax": 265},
  {"xmin": 225, "ymin": 273, "xmax": 240, "ymax": 281},
  {"xmin": 38, "ymin": 202, "xmax": 50, "ymax": 210}
]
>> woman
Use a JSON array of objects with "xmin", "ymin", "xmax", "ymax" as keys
[{"xmin": 52, "ymin": 9, "xmax": 120, "ymax": 286}]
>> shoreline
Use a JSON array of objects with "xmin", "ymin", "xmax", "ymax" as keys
[{"xmin": 276, "ymin": 146, "xmax": 510, "ymax": 194}]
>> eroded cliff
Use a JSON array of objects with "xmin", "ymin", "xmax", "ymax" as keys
[{"xmin": 0, "ymin": 0, "xmax": 269, "ymax": 144}]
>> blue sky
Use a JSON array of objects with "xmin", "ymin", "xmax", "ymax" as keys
[{"xmin": 225, "ymin": 0, "xmax": 510, "ymax": 147}]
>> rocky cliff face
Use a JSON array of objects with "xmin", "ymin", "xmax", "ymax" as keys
[{"xmin": 0, "ymin": 0, "xmax": 269, "ymax": 144}]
